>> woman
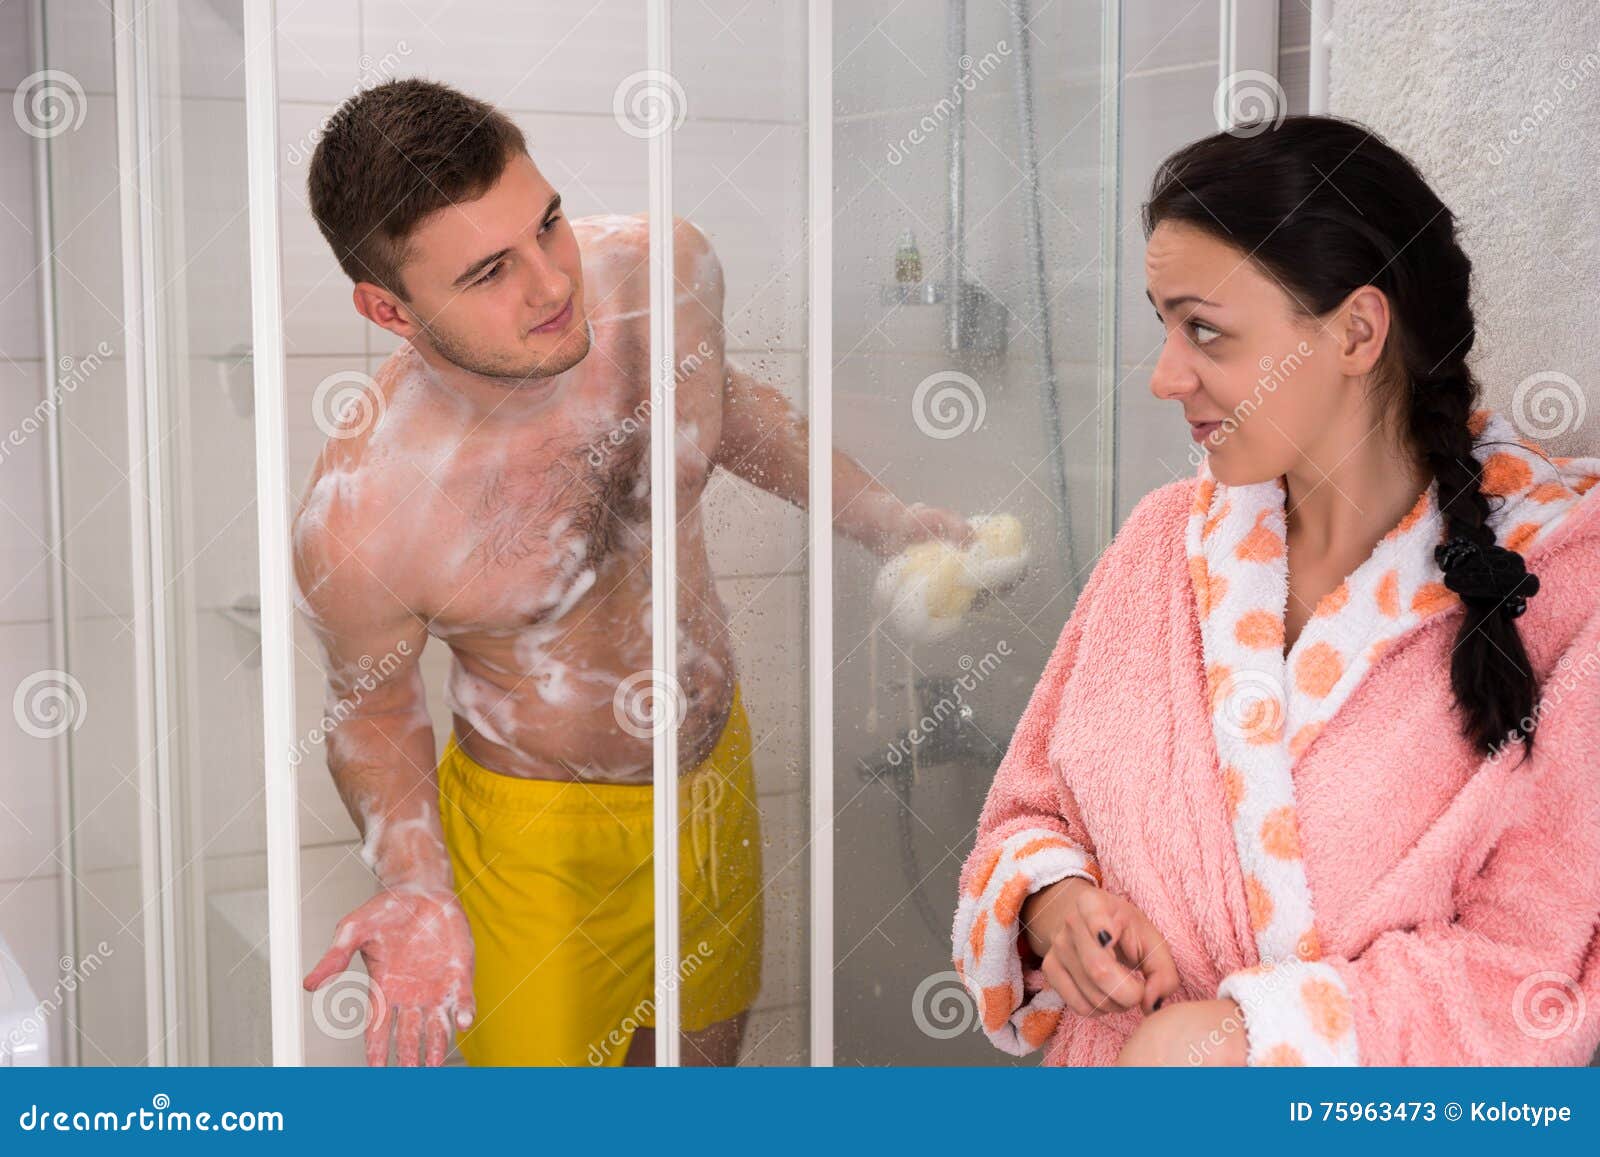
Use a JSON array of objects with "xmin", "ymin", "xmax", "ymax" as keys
[{"xmin": 952, "ymin": 115, "xmax": 1600, "ymax": 1067}]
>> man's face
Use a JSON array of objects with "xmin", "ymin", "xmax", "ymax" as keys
[{"xmin": 392, "ymin": 151, "xmax": 590, "ymax": 383}]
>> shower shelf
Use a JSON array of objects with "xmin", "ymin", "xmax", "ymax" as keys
[{"xmin": 878, "ymin": 280, "xmax": 946, "ymax": 306}]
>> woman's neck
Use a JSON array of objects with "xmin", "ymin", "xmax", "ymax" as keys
[{"xmin": 1281, "ymin": 418, "xmax": 1431, "ymax": 558}]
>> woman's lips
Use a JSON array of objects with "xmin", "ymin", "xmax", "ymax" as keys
[
  {"xmin": 531, "ymin": 298, "xmax": 573, "ymax": 334},
  {"xmin": 1189, "ymin": 420, "xmax": 1223, "ymax": 443}
]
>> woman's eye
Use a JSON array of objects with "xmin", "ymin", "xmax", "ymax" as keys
[
  {"xmin": 540, "ymin": 213, "xmax": 562, "ymax": 234},
  {"xmin": 1154, "ymin": 312, "xmax": 1219, "ymax": 346},
  {"xmin": 477, "ymin": 262, "xmax": 503, "ymax": 286}
]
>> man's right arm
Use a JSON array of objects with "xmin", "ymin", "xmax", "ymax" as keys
[
  {"xmin": 292, "ymin": 503, "xmax": 475, "ymax": 1066},
  {"xmin": 293, "ymin": 514, "xmax": 445, "ymax": 890}
]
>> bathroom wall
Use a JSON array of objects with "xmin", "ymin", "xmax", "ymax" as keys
[{"xmin": 1328, "ymin": 0, "xmax": 1600, "ymax": 460}]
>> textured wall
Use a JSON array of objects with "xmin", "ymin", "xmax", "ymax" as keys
[{"xmin": 1330, "ymin": 0, "xmax": 1600, "ymax": 456}]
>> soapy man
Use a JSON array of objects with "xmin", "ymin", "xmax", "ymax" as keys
[{"xmin": 293, "ymin": 78, "xmax": 979, "ymax": 1067}]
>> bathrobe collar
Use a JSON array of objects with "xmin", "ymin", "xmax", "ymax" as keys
[{"xmin": 1185, "ymin": 408, "xmax": 1597, "ymax": 975}]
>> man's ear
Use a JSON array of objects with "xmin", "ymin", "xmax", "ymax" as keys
[{"xmin": 352, "ymin": 281, "xmax": 420, "ymax": 343}]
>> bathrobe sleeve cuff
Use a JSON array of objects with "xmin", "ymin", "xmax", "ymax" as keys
[
  {"xmin": 1215, "ymin": 958, "xmax": 1361, "ymax": 1066},
  {"xmin": 951, "ymin": 826, "xmax": 1102, "ymax": 1056}
]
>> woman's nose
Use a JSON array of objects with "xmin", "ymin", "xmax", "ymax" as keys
[{"xmin": 1147, "ymin": 337, "xmax": 1199, "ymax": 403}]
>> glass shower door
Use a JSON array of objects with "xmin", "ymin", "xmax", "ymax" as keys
[
  {"xmin": 36, "ymin": 0, "xmax": 272, "ymax": 1064},
  {"xmin": 828, "ymin": 0, "xmax": 1120, "ymax": 1065},
  {"xmin": 671, "ymin": 0, "xmax": 815, "ymax": 1065}
]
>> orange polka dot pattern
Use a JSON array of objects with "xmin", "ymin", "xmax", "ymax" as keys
[
  {"xmin": 950, "ymin": 827, "xmax": 1101, "ymax": 1056},
  {"xmin": 1187, "ymin": 409, "xmax": 1594, "ymax": 1066}
]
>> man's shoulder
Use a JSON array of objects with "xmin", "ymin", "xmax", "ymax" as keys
[
  {"xmin": 291, "ymin": 417, "xmax": 420, "ymax": 583},
  {"xmin": 576, "ymin": 213, "xmax": 724, "ymax": 339},
  {"xmin": 573, "ymin": 212, "xmax": 717, "ymax": 276},
  {"xmin": 571, "ymin": 212, "xmax": 649, "ymax": 257}
]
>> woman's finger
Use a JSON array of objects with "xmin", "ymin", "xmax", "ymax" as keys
[
  {"xmin": 1057, "ymin": 924, "xmax": 1119, "ymax": 1013},
  {"xmin": 1073, "ymin": 886, "xmax": 1126, "ymax": 950},
  {"xmin": 1041, "ymin": 945, "xmax": 1097, "ymax": 1017},
  {"xmin": 1070, "ymin": 911, "xmax": 1144, "ymax": 1012},
  {"xmin": 1112, "ymin": 916, "xmax": 1179, "ymax": 1013}
]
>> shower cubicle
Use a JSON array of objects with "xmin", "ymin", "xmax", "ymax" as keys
[{"xmin": 2, "ymin": 0, "xmax": 1301, "ymax": 1065}]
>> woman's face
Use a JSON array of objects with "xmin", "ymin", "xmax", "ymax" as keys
[{"xmin": 1143, "ymin": 219, "xmax": 1382, "ymax": 487}]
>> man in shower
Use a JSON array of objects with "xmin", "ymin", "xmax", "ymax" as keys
[{"xmin": 292, "ymin": 78, "xmax": 976, "ymax": 1067}]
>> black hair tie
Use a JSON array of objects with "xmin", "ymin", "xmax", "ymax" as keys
[{"xmin": 1435, "ymin": 536, "xmax": 1541, "ymax": 618}]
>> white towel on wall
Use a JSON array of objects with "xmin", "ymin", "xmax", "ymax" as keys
[{"xmin": 1328, "ymin": 0, "xmax": 1600, "ymax": 457}]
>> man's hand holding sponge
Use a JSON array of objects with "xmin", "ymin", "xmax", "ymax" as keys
[{"xmin": 873, "ymin": 513, "xmax": 1030, "ymax": 641}]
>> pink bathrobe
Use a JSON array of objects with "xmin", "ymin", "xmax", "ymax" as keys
[{"xmin": 953, "ymin": 410, "xmax": 1600, "ymax": 1066}]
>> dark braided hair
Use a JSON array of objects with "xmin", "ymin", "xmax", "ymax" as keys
[{"xmin": 1144, "ymin": 114, "xmax": 1540, "ymax": 756}]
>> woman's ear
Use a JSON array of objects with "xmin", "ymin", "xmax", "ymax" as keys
[{"xmin": 1335, "ymin": 285, "xmax": 1391, "ymax": 378}]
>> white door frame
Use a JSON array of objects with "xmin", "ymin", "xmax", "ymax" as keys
[
  {"xmin": 645, "ymin": 0, "xmax": 684, "ymax": 1068},
  {"xmin": 243, "ymin": 0, "xmax": 306, "ymax": 1067},
  {"xmin": 805, "ymin": 0, "xmax": 835, "ymax": 1069}
]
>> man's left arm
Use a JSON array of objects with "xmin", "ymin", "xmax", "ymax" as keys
[
  {"xmin": 670, "ymin": 216, "xmax": 969, "ymax": 559},
  {"xmin": 715, "ymin": 360, "xmax": 970, "ymax": 560}
]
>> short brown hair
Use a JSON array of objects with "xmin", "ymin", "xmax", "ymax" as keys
[{"xmin": 307, "ymin": 78, "xmax": 527, "ymax": 300}]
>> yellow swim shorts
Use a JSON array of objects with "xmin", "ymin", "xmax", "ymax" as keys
[{"xmin": 437, "ymin": 683, "xmax": 764, "ymax": 1066}]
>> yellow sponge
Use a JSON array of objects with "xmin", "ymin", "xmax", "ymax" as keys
[{"xmin": 873, "ymin": 514, "xmax": 1029, "ymax": 641}]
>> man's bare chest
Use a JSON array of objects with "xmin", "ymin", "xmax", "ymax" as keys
[{"xmin": 414, "ymin": 389, "xmax": 722, "ymax": 635}]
